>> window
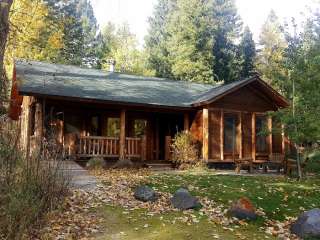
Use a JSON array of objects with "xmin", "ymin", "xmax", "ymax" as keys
[
  {"xmin": 256, "ymin": 116, "xmax": 267, "ymax": 152},
  {"xmin": 133, "ymin": 119, "xmax": 147, "ymax": 137},
  {"xmin": 106, "ymin": 118, "xmax": 120, "ymax": 137},
  {"xmin": 224, "ymin": 116, "xmax": 236, "ymax": 153}
]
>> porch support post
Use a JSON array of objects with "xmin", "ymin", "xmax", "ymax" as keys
[
  {"xmin": 184, "ymin": 113, "xmax": 190, "ymax": 132},
  {"xmin": 281, "ymin": 124, "xmax": 285, "ymax": 155},
  {"xmin": 202, "ymin": 108, "xmax": 209, "ymax": 161},
  {"xmin": 119, "ymin": 109, "xmax": 126, "ymax": 160},
  {"xmin": 268, "ymin": 115, "xmax": 273, "ymax": 156},
  {"xmin": 141, "ymin": 135, "xmax": 147, "ymax": 161},
  {"xmin": 25, "ymin": 100, "xmax": 32, "ymax": 159},
  {"xmin": 155, "ymin": 117, "xmax": 160, "ymax": 160},
  {"xmin": 251, "ymin": 112, "xmax": 256, "ymax": 161},
  {"xmin": 35, "ymin": 100, "xmax": 43, "ymax": 152},
  {"xmin": 238, "ymin": 112, "xmax": 242, "ymax": 159},
  {"xmin": 220, "ymin": 109, "xmax": 224, "ymax": 161}
]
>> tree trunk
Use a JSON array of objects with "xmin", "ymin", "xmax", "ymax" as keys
[{"xmin": 0, "ymin": 0, "xmax": 13, "ymax": 103}]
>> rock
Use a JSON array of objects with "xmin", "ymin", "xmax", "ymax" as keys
[
  {"xmin": 290, "ymin": 208, "xmax": 320, "ymax": 238},
  {"xmin": 134, "ymin": 185, "xmax": 157, "ymax": 202},
  {"xmin": 228, "ymin": 197, "xmax": 257, "ymax": 220},
  {"xmin": 171, "ymin": 188, "xmax": 199, "ymax": 210},
  {"xmin": 176, "ymin": 187, "xmax": 189, "ymax": 194}
]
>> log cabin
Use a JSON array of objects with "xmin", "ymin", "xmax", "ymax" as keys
[{"xmin": 9, "ymin": 60, "xmax": 290, "ymax": 169}]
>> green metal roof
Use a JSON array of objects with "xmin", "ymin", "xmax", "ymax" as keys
[{"xmin": 15, "ymin": 60, "xmax": 287, "ymax": 108}]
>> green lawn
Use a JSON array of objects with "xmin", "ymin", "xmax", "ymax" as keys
[
  {"xmin": 147, "ymin": 172, "xmax": 320, "ymax": 222},
  {"xmin": 96, "ymin": 205, "xmax": 274, "ymax": 240},
  {"xmin": 95, "ymin": 171, "xmax": 320, "ymax": 239}
]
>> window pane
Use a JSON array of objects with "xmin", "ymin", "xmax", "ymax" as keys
[
  {"xmin": 106, "ymin": 118, "xmax": 120, "ymax": 137},
  {"xmin": 224, "ymin": 116, "xmax": 236, "ymax": 153},
  {"xmin": 133, "ymin": 119, "xmax": 147, "ymax": 137},
  {"xmin": 256, "ymin": 116, "xmax": 267, "ymax": 152}
]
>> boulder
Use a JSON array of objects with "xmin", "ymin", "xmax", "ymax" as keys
[
  {"xmin": 134, "ymin": 185, "xmax": 157, "ymax": 202},
  {"xmin": 176, "ymin": 187, "xmax": 190, "ymax": 194},
  {"xmin": 290, "ymin": 208, "xmax": 320, "ymax": 238},
  {"xmin": 228, "ymin": 197, "xmax": 257, "ymax": 221},
  {"xmin": 171, "ymin": 188, "xmax": 199, "ymax": 210}
]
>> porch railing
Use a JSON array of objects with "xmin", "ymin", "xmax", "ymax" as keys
[
  {"xmin": 126, "ymin": 137, "xmax": 142, "ymax": 158},
  {"xmin": 78, "ymin": 136, "xmax": 146, "ymax": 159},
  {"xmin": 79, "ymin": 136, "xmax": 120, "ymax": 157}
]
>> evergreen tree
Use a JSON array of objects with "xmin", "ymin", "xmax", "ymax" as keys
[
  {"xmin": 211, "ymin": 0, "xmax": 242, "ymax": 83},
  {"xmin": 166, "ymin": 0, "xmax": 214, "ymax": 83},
  {"xmin": 239, "ymin": 26, "xmax": 256, "ymax": 78},
  {"xmin": 257, "ymin": 10, "xmax": 287, "ymax": 87},
  {"xmin": 145, "ymin": 0, "xmax": 176, "ymax": 78},
  {"xmin": 44, "ymin": 0, "xmax": 101, "ymax": 67}
]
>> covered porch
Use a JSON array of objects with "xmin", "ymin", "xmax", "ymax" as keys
[{"xmin": 36, "ymin": 98, "xmax": 191, "ymax": 162}]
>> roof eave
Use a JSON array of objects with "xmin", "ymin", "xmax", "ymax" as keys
[
  {"xmin": 18, "ymin": 90, "xmax": 194, "ymax": 111},
  {"xmin": 191, "ymin": 76, "xmax": 290, "ymax": 109}
]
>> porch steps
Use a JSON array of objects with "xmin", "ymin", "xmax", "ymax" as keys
[{"xmin": 146, "ymin": 163, "xmax": 174, "ymax": 171}]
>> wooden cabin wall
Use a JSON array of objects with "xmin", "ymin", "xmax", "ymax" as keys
[
  {"xmin": 242, "ymin": 112, "xmax": 252, "ymax": 158},
  {"xmin": 190, "ymin": 110, "xmax": 203, "ymax": 143},
  {"xmin": 211, "ymin": 86, "xmax": 277, "ymax": 112},
  {"xmin": 209, "ymin": 109, "xmax": 221, "ymax": 159}
]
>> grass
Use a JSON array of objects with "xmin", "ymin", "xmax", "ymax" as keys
[
  {"xmin": 95, "ymin": 170, "xmax": 320, "ymax": 239},
  {"xmin": 147, "ymin": 172, "xmax": 320, "ymax": 222},
  {"xmin": 96, "ymin": 205, "xmax": 275, "ymax": 240}
]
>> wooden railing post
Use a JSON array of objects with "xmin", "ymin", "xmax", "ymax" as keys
[
  {"xmin": 119, "ymin": 109, "xmax": 126, "ymax": 160},
  {"xmin": 202, "ymin": 108, "xmax": 209, "ymax": 161}
]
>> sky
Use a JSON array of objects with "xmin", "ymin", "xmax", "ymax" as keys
[{"xmin": 91, "ymin": 0, "xmax": 318, "ymax": 46}]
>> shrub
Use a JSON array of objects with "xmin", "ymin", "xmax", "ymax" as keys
[
  {"xmin": 86, "ymin": 157, "xmax": 106, "ymax": 170},
  {"xmin": 0, "ymin": 116, "xmax": 69, "ymax": 239},
  {"xmin": 304, "ymin": 148, "xmax": 320, "ymax": 174},
  {"xmin": 171, "ymin": 131, "xmax": 200, "ymax": 169}
]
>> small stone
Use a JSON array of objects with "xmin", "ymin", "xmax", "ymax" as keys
[
  {"xmin": 134, "ymin": 185, "xmax": 157, "ymax": 202},
  {"xmin": 228, "ymin": 197, "xmax": 257, "ymax": 221},
  {"xmin": 171, "ymin": 188, "xmax": 199, "ymax": 210},
  {"xmin": 290, "ymin": 208, "xmax": 320, "ymax": 238}
]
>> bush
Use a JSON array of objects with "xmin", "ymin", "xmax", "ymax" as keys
[
  {"xmin": 0, "ymin": 116, "xmax": 69, "ymax": 239},
  {"xmin": 171, "ymin": 131, "xmax": 200, "ymax": 169},
  {"xmin": 304, "ymin": 149, "xmax": 320, "ymax": 174},
  {"xmin": 86, "ymin": 157, "xmax": 106, "ymax": 170}
]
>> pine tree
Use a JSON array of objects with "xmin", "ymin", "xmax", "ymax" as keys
[
  {"xmin": 239, "ymin": 26, "xmax": 256, "ymax": 78},
  {"xmin": 211, "ymin": 0, "xmax": 242, "ymax": 83},
  {"xmin": 166, "ymin": 0, "xmax": 214, "ymax": 83},
  {"xmin": 257, "ymin": 10, "xmax": 287, "ymax": 87},
  {"xmin": 44, "ymin": 0, "xmax": 101, "ymax": 66},
  {"xmin": 145, "ymin": 0, "xmax": 176, "ymax": 78}
]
